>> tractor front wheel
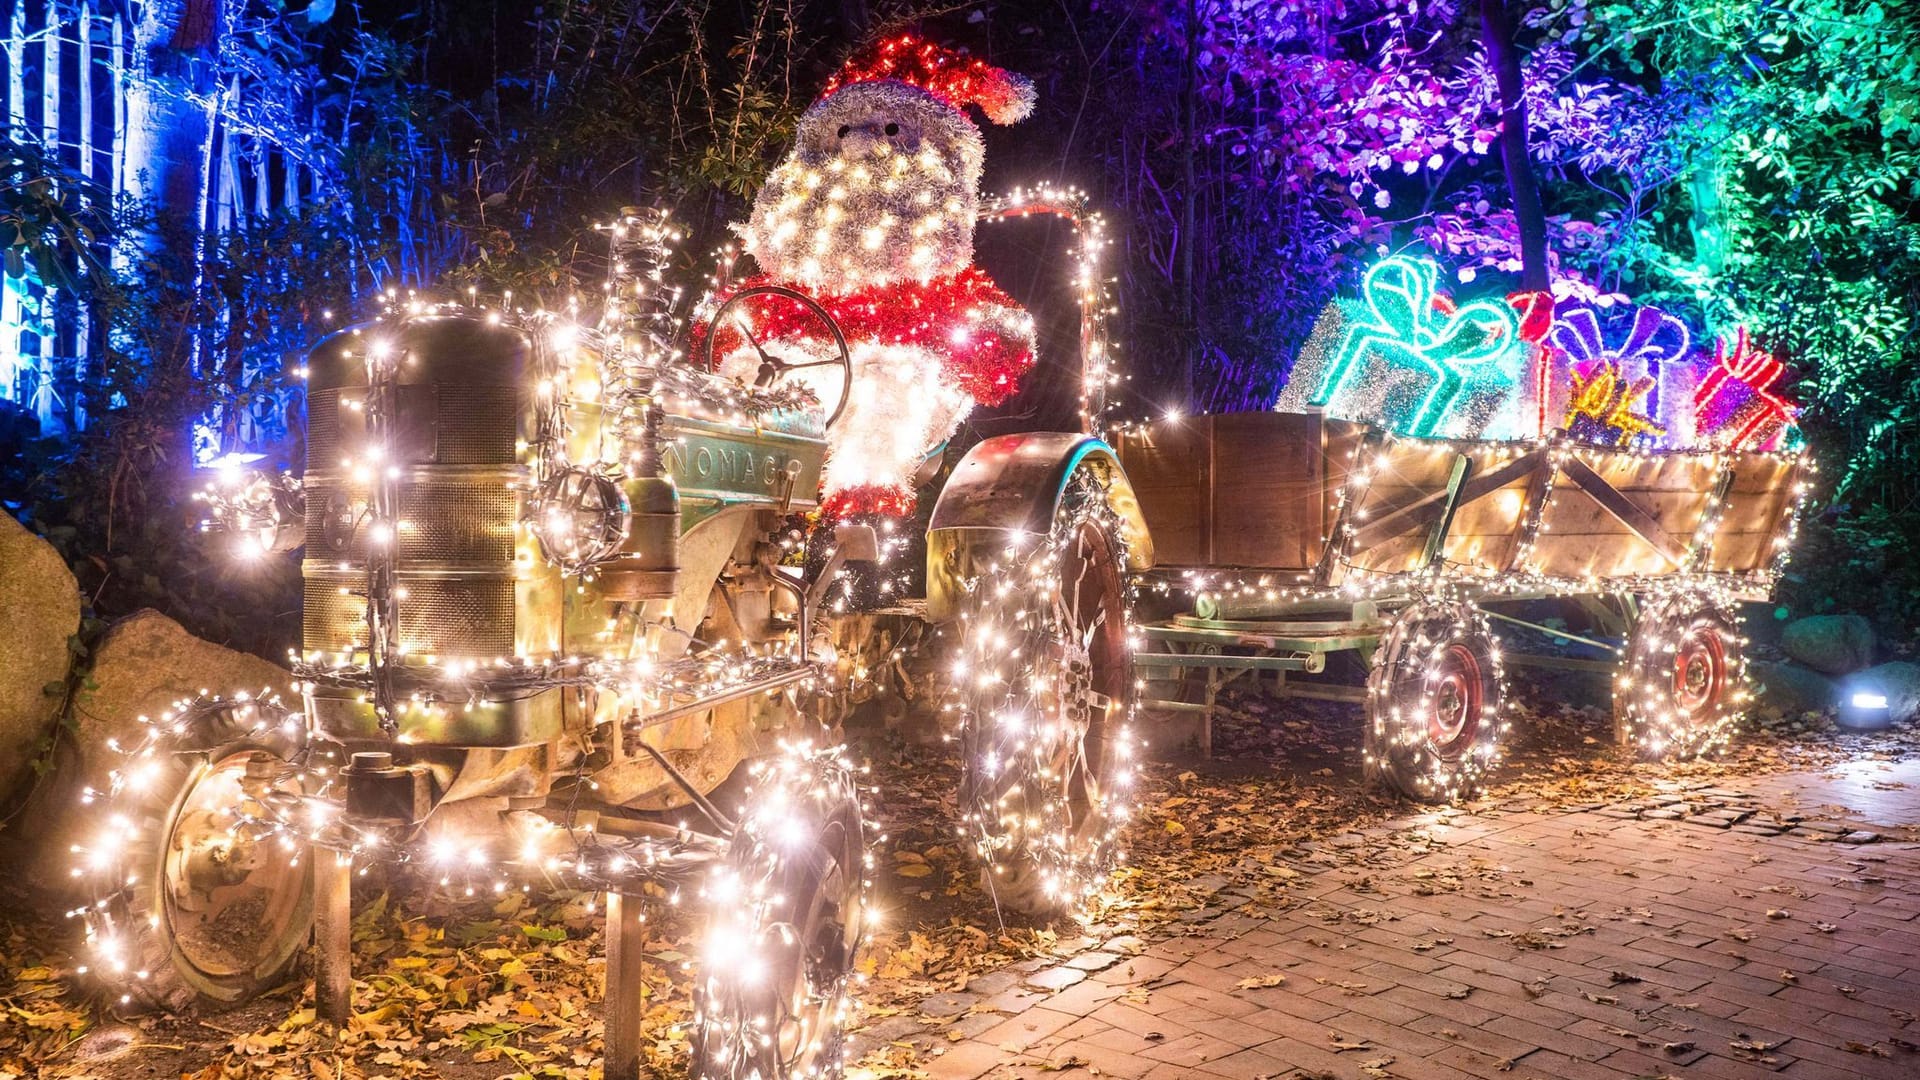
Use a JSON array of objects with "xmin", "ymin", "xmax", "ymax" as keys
[
  {"xmin": 688, "ymin": 748, "xmax": 869, "ymax": 1080},
  {"xmin": 79, "ymin": 693, "xmax": 315, "ymax": 1013}
]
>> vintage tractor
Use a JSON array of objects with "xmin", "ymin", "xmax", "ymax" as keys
[{"xmin": 73, "ymin": 197, "xmax": 1151, "ymax": 1078}]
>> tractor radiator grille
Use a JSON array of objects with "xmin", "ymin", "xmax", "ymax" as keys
[
  {"xmin": 301, "ymin": 480, "xmax": 517, "ymax": 565},
  {"xmin": 433, "ymin": 385, "xmax": 520, "ymax": 464},
  {"xmin": 397, "ymin": 483, "xmax": 519, "ymax": 563},
  {"xmin": 303, "ymin": 570, "xmax": 518, "ymax": 659},
  {"xmin": 307, "ymin": 388, "xmax": 342, "ymax": 467}
]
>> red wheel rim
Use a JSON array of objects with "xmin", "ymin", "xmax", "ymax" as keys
[
  {"xmin": 1672, "ymin": 626, "xmax": 1726, "ymax": 718},
  {"xmin": 1428, "ymin": 643, "xmax": 1483, "ymax": 752}
]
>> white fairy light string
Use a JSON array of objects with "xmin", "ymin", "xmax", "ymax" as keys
[
  {"xmin": 947, "ymin": 465, "xmax": 1142, "ymax": 915},
  {"xmin": 74, "ymin": 206, "xmax": 883, "ymax": 1080}
]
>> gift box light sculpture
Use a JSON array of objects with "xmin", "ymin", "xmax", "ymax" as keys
[
  {"xmin": 1309, "ymin": 254, "xmax": 1524, "ymax": 439},
  {"xmin": 1548, "ymin": 303, "xmax": 1694, "ymax": 447},
  {"xmin": 1694, "ymin": 326, "xmax": 1799, "ymax": 452}
]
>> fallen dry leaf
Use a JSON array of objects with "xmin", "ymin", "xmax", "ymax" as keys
[{"xmin": 1236, "ymin": 974, "xmax": 1288, "ymax": 990}]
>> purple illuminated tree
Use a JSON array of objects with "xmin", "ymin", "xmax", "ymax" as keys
[{"xmin": 1112, "ymin": 0, "xmax": 1633, "ymax": 410}]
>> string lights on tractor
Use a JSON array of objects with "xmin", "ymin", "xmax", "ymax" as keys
[
  {"xmin": 72, "ymin": 689, "xmax": 877, "ymax": 1015},
  {"xmin": 112, "ymin": 133, "xmax": 1146, "ymax": 1060},
  {"xmin": 71, "ymin": 204, "xmax": 896, "ymax": 1080},
  {"xmin": 947, "ymin": 463, "xmax": 1141, "ymax": 916}
]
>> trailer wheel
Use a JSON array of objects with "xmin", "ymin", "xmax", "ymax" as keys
[
  {"xmin": 689, "ymin": 748, "xmax": 869, "ymax": 1080},
  {"xmin": 1365, "ymin": 601, "xmax": 1506, "ymax": 802},
  {"xmin": 1613, "ymin": 593, "xmax": 1747, "ymax": 759},
  {"xmin": 955, "ymin": 462, "xmax": 1135, "ymax": 916},
  {"xmin": 79, "ymin": 693, "xmax": 314, "ymax": 1014}
]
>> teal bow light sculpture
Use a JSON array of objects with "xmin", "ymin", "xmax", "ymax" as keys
[{"xmin": 1311, "ymin": 255, "xmax": 1522, "ymax": 438}]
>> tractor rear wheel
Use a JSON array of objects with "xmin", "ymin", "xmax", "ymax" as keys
[{"xmin": 955, "ymin": 461, "xmax": 1136, "ymax": 916}]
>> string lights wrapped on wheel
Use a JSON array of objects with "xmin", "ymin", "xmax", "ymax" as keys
[
  {"xmin": 1613, "ymin": 591, "xmax": 1748, "ymax": 759},
  {"xmin": 941, "ymin": 449, "xmax": 1140, "ymax": 916},
  {"xmin": 75, "ymin": 691, "xmax": 317, "ymax": 1013},
  {"xmin": 690, "ymin": 748, "xmax": 871, "ymax": 1079},
  {"xmin": 1364, "ymin": 599, "xmax": 1508, "ymax": 802}
]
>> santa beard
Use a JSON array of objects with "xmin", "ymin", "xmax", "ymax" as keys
[{"xmin": 717, "ymin": 339, "xmax": 972, "ymax": 511}]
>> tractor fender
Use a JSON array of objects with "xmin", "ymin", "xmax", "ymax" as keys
[{"xmin": 925, "ymin": 432, "xmax": 1154, "ymax": 624}]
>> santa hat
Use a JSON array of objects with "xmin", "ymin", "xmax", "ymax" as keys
[{"xmin": 822, "ymin": 34, "xmax": 1036, "ymax": 125}]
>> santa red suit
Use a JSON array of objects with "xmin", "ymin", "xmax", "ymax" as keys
[{"xmin": 701, "ymin": 35, "xmax": 1039, "ymax": 516}]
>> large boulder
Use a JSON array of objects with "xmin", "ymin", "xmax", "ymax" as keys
[
  {"xmin": 1847, "ymin": 661, "xmax": 1920, "ymax": 726},
  {"xmin": 1780, "ymin": 614, "xmax": 1875, "ymax": 675},
  {"xmin": 0, "ymin": 515, "xmax": 82, "ymax": 806},
  {"xmin": 5, "ymin": 609, "xmax": 292, "ymax": 905},
  {"xmin": 1751, "ymin": 660, "xmax": 1838, "ymax": 718}
]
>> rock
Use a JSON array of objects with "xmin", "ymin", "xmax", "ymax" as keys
[
  {"xmin": 0, "ymin": 515, "xmax": 82, "ymax": 806},
  {"xmin": 4, "ymin": 609, "xmax": 292, "ymax": 905},
  {"xmin": 1845, "ymin": 661, "xmax": 1920, "ymax": 726},
  {"xmin": 1780, "ymin": 614, "xmax": 1875, "ymax": 675},
  {"xmin": 1751, "ymin": 660, "xmax": 1838, "ymax": 717}
]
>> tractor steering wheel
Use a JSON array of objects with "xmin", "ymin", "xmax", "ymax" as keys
[{"xmin": 699, "ymin": 286, "xmax": 855, "ymax": 430}]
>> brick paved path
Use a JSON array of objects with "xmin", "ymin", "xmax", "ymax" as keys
[{"xmin": 902, "ymin": 761, "xmax": 1920, "ymax": 1080}]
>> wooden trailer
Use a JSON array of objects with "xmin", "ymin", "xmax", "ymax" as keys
[{"xmin": 1113, "ymin": 411, "xmax": 1808, "ymax": 799}]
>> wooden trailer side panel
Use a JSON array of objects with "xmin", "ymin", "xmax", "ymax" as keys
[
  {"xmin": 1525, "ymin": 450, "xmax": 1718, "ymax": 579},
  {"xmin": 1118, "ymin": 419, "xmax": 1209, "ymax": 568},
  {"xmin": 1436, "ymin": 445, "xmax": 1541, "ymax": 574},
  {"xmin": 1708, "ymin": 455, "xmax": 1800, "ymax": 573},
  {"xmin": 1341, "ymin": 440, "xmax": 1460, "ymax": 577},
  {"xmin": 1116, "ymin": 413, "xmax": 1361, "ymax": 574}
]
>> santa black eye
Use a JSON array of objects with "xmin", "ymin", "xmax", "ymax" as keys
[
  {"xmin": 885, "ymin": 122, "xmax": 900, "ymax": 136},
  {"xmin": 836, "ymin": 125, "xmax": 850, "ymax": 139}
]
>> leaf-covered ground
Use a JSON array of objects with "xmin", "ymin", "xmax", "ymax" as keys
[{"xmin": 5, "ymin": 669, "xmax": 1914, "ymax": 1080}]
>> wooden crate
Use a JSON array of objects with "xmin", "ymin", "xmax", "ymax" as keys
[{"xmin": 1114, "ymin": 412, "xmax": 1362, "ymax": 572}]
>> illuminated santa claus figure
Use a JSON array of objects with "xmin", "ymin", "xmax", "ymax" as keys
[{"xmin": 714, "ymin": 35, "xmax": 1039, "ymax": 516}]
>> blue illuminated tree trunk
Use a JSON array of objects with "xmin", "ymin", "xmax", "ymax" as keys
[{"xmin": 120, "ymin": 0, "xmax": 221, "ymax": 249}]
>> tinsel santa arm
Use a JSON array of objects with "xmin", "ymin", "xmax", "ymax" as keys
[{"xmin": 945, "ymin": 275, "xmax": 1037, "ymax": 407}]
